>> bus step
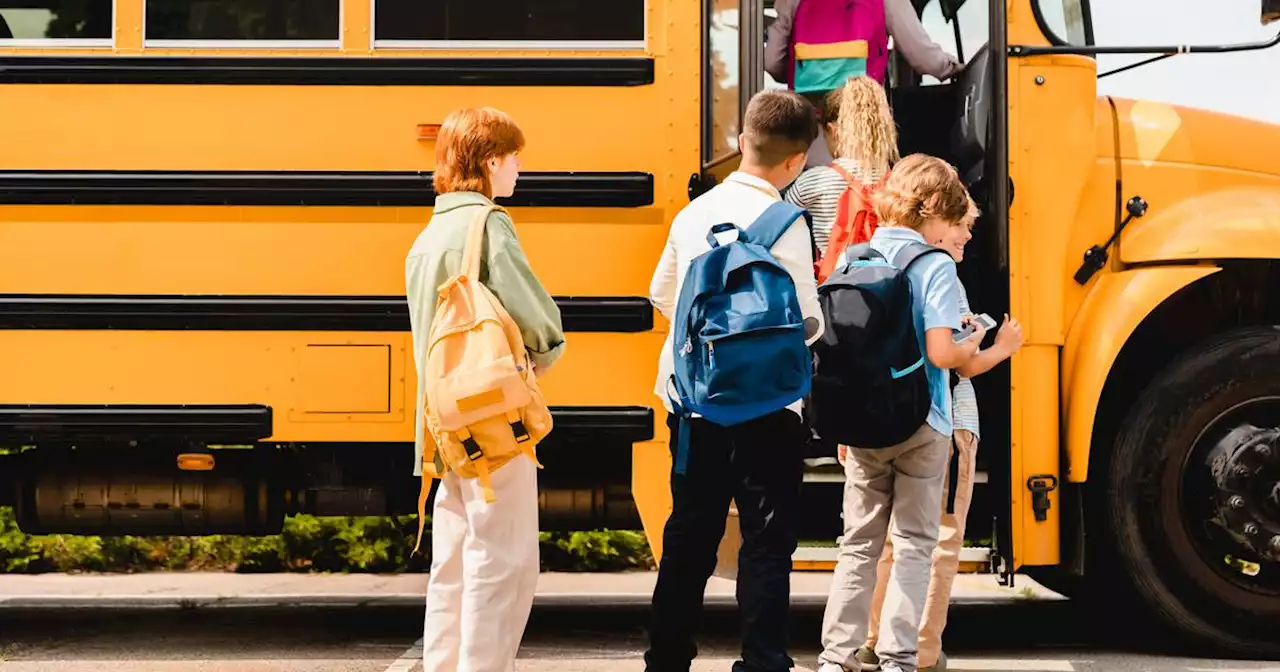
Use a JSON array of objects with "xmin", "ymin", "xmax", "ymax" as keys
[
  {"xmin": 802, "ymin": 469, "xmax": 989, "ymax": 484},
  {"xmin": 789, "ymin": 545, "xmax": 994, "ymax": 573}
]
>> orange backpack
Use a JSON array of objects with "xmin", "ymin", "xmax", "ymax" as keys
[
  {"xmin": 815, "ymin": 164, "xmax": 888, "ymax": 284},
  {"xmin": 413, "ymin": 204, "xmax": 552, "ymax": 551}
]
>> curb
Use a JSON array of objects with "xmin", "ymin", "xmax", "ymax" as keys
[{"xmin": 0, "ymin": 592, "xmax": 1027, "ymax": 611}]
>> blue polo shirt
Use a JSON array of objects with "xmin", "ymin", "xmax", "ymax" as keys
[{"xmin": 867, "ymin": 226, "xmax": 964, "ymax": 437}]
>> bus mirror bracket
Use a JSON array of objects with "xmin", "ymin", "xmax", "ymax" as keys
[
  {"xmin": 1010, "ymin": 28, "xmax": 1280, "ymax": 59},
  {"xmin": 1074, "ymin": 196, "xmax": 1148, "ymax": 286}
]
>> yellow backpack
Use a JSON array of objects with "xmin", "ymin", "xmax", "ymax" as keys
[{"xmin": 414, "ymin": 204, "xmax": 553, "ymax": 551}]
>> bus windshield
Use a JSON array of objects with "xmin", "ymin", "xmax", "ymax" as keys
[{"xmin": 1035, "ymin": 0, "xmax": 1091, "ymax": 45}]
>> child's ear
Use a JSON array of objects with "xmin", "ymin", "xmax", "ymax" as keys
[{"xmin": 788, "ymin": 152, "xmax": 807, "ymax": 173}]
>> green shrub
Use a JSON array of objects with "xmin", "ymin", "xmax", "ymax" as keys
[
  {"xmin": 0, "ymin": 507, "xmax": 653, "ymax": 574},
  {"xmin": 539, "ymin": 530, "xmax": 654, "ymax": 572}
]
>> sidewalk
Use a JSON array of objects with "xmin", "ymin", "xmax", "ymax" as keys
[{"xmin": 0, "ymin": 571, "xmax": 1061, "ymax": 610}]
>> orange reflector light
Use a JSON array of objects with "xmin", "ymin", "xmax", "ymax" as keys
[
  {"xmin": 177, "ymin": 453, "xmax": 215, "ymax": 471},
  {"xmin": 417, "ymin": 124, "xmax": 441, "ymax": 140}
]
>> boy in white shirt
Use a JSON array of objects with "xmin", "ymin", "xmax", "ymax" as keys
[{"xmin": 645, "ymin": 89, "xmax": 824, "ymax": 672}]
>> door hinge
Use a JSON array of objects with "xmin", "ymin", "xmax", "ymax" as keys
[
  {"xmin": 688, "ymin": 172, "xmax": 716, "ymax": 201},
  {"xmin": 1026, "ymin": 474, "xmax": 1059, "ymax": 523}
]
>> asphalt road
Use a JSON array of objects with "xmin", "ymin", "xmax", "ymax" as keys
[{"xmin": 3, "ymin": 598, "xmax": 1280, "ymax": 671}]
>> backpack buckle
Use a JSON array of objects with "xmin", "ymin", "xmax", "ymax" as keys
[
  {"xmin": 511, "ymin": 419, "xmax": 531, "ymax": 442},
  {"xmin": 462, "ymin": 436, "xmax": 484, "ymax": 462}
]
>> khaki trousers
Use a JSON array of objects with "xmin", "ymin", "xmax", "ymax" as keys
[
  {"xmin": 818, "ymin": 423, "xmax": 950, "ymax": 672},
  {"xmin": 865, "ymin": 429, "xmax": 979, "ymax": 668}
]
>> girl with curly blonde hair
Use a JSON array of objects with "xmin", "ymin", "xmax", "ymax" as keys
[{"xmin": 786, "ymin": 76, "xmax": 899, "ymax": 260}]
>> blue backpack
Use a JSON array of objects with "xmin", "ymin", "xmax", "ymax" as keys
[{"xmin": 668, "ymin": 201, "xmax": 814, "ymax": 474}]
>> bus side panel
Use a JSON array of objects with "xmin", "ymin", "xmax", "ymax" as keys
[
  {"xmin": 0, "ymin": 330, "xmax": 666, "ymax": 443},
  {"xmin": 0, "ymin": 206, "xmax": 669, "ymax": 297}
]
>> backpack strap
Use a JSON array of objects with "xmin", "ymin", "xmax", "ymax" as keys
[
  {"xmin": 945, "ymin": 434, "xmax": 961, "ymax": 514},
  {"xmin": 892, "ymin": 241, "xmax": 949, "ymax": 272},
  {"xmin": 666, "ymin": 376, "xmax": 695, "ymax": 476},
  {"xmin": 744, "ymin": 201, "xmax": 810, "ymax": 250},
  {"xmin": 837, "ymin": 242, "xmax": 884, "ymax": 269},
  {"xmin": 412, "ymin": 473, "xmax": 441, "ymax": 555},
  {"xmin": 829, "ymin": 162, "xmax": 859, "ymax": 187},
  {"xmin": 455, "ymin": 426, "xmax": 497, "ymax": 503},
  {"xmin": 461, "ymin": 204, "xmax": 506, "ymax": 279},
  {"xmin": 706, "ymin": 222, "xmax": 743, "ymax": 248},
  {"xmin": 412, "ymin": 429, "xmax": 445, "ymax": 556},
  {"xmin": 830, "ymin": 163, "xmax": 889, "ymax": 194}
]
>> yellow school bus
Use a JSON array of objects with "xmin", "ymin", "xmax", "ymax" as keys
[{"xmin": 3, "ymin": 0, "xmax": 1280, "ymax": 655}]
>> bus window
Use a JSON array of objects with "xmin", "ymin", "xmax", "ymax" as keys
[
  {"xmin": 373, "ymin": 0, "xmax": 645, "ymax": 48},
  {"xmin": 917, "ymin": 0, "xmax": 989, "ymax": 85},
  {"xmin": 1035, "ymin": 0, "xmax": 1089, "ymax": 46},
  {"xmin": 144, "ymin": 0, "xmax": 339, "ymax": 45},
  {"xmin": 0, "ymin": 0, "xmax": 111, "ymax": 44}
]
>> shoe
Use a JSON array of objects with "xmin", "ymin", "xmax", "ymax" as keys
[
  {"xmin": 818, "ymin": 664, "xmax": 849, "ymax": 672},
  {"xmin": 854, "ymin": 646, "xmax": 880, "ymax": 671},
  {"xmin": 921, "ymin": 651, "xmax": 948, "ymax": 672}
]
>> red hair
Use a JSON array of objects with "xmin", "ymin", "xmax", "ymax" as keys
[{"xmin": 433, "ymin": 107, "xmax": 526, "ymax": 198}]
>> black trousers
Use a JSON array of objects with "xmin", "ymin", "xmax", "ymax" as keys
[{"xmin": 644, "ymin": 409, "xmax": 806, "ymax": 672}]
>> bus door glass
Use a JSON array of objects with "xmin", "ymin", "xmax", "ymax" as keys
[{"xmin": 701, "ymin": 0, "xmax": 767, "ymax": 188}]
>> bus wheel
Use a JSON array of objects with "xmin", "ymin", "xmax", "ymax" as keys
[{"xmin": 1108, "ymin": 327, "xmax": 1280, "ymax": 656}]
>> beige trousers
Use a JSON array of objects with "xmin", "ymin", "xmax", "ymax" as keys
[
  {"xmin": 866, "ymin": 429, "xmax": 979, "ymax": 668},
  {"xmin": 422, "ymin": 455, "xmax": 540, "ymax": 672},
  {"xmin": 818, "ymin": 423, "xmax": 950, "ymax": 672}
]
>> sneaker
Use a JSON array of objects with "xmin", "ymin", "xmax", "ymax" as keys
[
  {"xmin": 818, "ymin": 664, "xmax": 849, "ymax": 672},
  {"xmin": 854, "ymin": 646, "xmax": 880, "ymax": 671},
  {"xmin": 921, "ymin": 652, "xmax": 948, "ymax": 672}
]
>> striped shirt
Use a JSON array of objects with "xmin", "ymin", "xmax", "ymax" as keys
[
  {"xmin": 953, "ymin": 282, "xmax": 981, "ymax": 438},
  {"xmin": 785, "ymin": 158, "xmax": 886, "ymax": 255}
]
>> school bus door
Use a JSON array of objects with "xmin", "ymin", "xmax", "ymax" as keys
[{"xmin": 693, "ymin": 0, "xmax": 770, "ymax": 198}]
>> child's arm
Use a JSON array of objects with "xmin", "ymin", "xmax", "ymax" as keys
[
  {"xmin": 773, "ymin": 219, "xmax": 825, "ymax": 344},
  {"xmin": 485, "ymin": 215, "xmax": 566, "ymax": 372},
  {"xmin": 921, "ymin": 257, "xmax": 983, "ymax": 369},
  {"xmin": 925, "ymin": 325, "xmax": 984, "ymax": 369},
  {"xmin": 764, "ymin": 0, "xmax": 797, "ymax": 84},
  {"xmin": 648, "ymin": 217, "xmax": 681, "ymax": 320},
  {"xmin": 956, "ymin": 313, "xmax": 1024, "ymax": 378}
]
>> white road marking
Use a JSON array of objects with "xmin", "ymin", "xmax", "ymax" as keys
[
  {"xmin": 1187, "ymin": 668, "xmax": 1280, "ymax": 672},
  {"xmin": 384, "ymin": 638, "xmax": 423, "ymax": 672},
  {"xmin": 512, "ymin": 663, "xmax": 815, "ymax": 671},
  {"xmin": 508, "ymin": 660, "xmax": 1076, "ymax": 672},
  {"xmin": 947, "ymin": 660, "xmax": 1075, "ymax": 671}
]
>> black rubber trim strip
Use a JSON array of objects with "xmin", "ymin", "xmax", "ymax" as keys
[
  {"xmin": 0, "ymin": 404, "xmax": 652, "ymax": 444},
  {"xmin": 0, "ymin": 171, "xmax": 655, "ymax": 208},
  {"xmin": 0, "ymin": 404, "xmax": 273, "ymax": 441},
  {"xmin": 0, "ymin": 56, "xmax": 656, "ymax": 87},
  {"xmin": 546, "ymin": 405, "xmax": 655, "ymax": 444},
  {"xmin": 0, "ymin": 295, "xmax": 654, "ymax": 333}
]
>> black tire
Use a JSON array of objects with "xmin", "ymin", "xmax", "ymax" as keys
[{"xmin": 1105, "ymin": 327, "xmax": 1280, "ymax": 656}]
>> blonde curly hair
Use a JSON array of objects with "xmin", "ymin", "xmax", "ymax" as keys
[
  {"xmin": 825, "ymin": 76, "xmax": 899, "ymax": 174},
  {"xmin": 872, "ymin": 154, "xmax": 971, "ymax": 231}
]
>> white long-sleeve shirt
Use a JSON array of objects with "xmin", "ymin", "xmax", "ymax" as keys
[{"xmin": 649, "ymin": 171, "xmax": 824, "ymax": 417}]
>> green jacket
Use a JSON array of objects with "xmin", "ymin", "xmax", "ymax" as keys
[{"xmin": 405, "ymin": 191, "xmax": 565, "ymax": 476}]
